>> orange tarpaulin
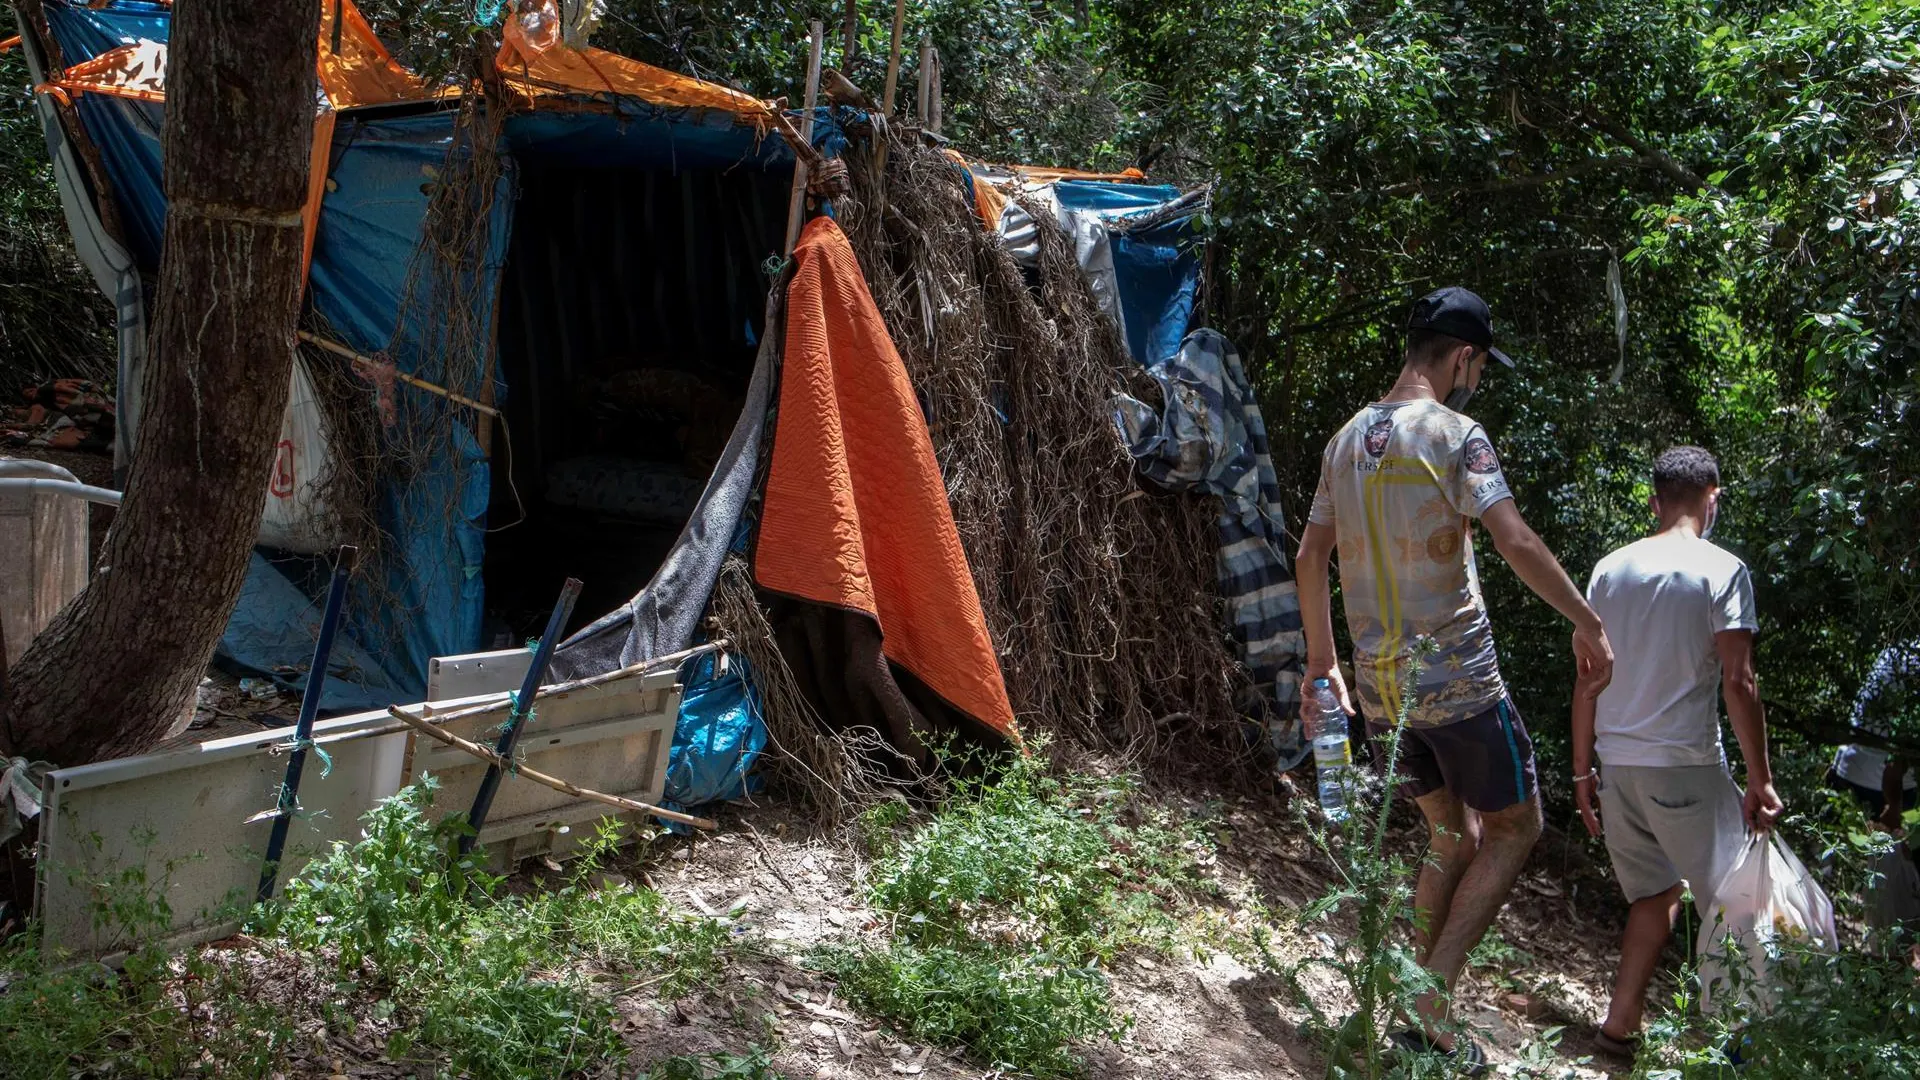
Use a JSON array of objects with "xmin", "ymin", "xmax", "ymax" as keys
[
  {"xmin": 944, "ymin": 149, "xmax": 1009, "ymax": 231},
  {"xmin": 495, "ymin": 0, "xmax": 772, "ymax": 120},
  {"xmin": 756, "ymin": 217, "xmax": 1019, "ymax": 744},
  {"xmin": 43, "ymin": 0, "xmax": 764, "ymax": 118},
  {"xmin": 41, "ymin": 37, "xmax": 166, "ymax": 103},
  {"xmin": 316, "ymin": 0, "xmax": 441, "ymax": 110},
  {"xmin": 42, "ymin": 0, "xmax": 438, "ymax": 109}
]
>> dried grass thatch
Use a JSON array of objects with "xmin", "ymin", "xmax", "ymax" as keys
[{"xmin": 824, "ymin": 125, "xmax": 1254, "ymax": 769}]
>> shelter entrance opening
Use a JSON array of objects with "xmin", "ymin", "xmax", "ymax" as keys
[{"xmin": 486, "ymin": 162, "xmax": 787, "ymax": 642}]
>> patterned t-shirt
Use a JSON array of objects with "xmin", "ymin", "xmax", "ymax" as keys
[{"xmin": 1308, "ymin": 399, "xmax": 1514, "ymax": 727}]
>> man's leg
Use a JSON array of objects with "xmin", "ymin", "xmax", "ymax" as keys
[
  {"xmin": 1411, "ymin": 787, "xmax": 1480, "ymax": 964},
  {"xmin": 1414, "ymin": 792, "xmax": 1543, "ymax": 1047},
  {"xmin": 1408, "ymin": 700, "xmax": 1544, "ymax": 1050},
  {"xmin": 1602, "ymin": 884, "xmax": 1683, "ymax": 1041}
]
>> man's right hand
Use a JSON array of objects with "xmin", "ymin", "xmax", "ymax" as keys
[
  {"xmin": 1304, "ymin": 656, "xmax": 1355, "ymax": 716},
  {"xmin": 1575, "ymin": 773, "xmax": 1602, "ymax": 837},
  {"xmin": 1573, "ymin": 622, "xmax": 1614, "ymax": 699}
]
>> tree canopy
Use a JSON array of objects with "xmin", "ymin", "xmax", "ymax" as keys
[{"xmin": 5, "ymin": 0, "xmax": 1913, "ymax": 760}]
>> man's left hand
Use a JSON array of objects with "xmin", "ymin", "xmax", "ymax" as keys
[{"xmin": 1745, "ymin": 781, "xmax": 1784, "ymax": 832}]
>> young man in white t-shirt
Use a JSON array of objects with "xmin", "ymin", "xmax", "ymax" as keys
[{"xmin": 1573, "ymin": 445, "xmax": 1784, "ymax": 1060}]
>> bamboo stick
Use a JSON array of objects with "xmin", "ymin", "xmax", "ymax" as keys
[
  {"xmin": 781, "ymin": 21, "xmax": 825, "ymax": 257},
  {"xmin": 843, "ymin": 0, "xmax": 857, "ymax": 67},
  {"xmin": 916, "ymin": 36, "xmax": 931, "ymax": 127},
  {"xmin": 386, "ymin": 706, "xmax": 719, "ymax": 831},
  {"xmin": 296, "ymin": 330, "xmax": 501, "ymax": 417}
]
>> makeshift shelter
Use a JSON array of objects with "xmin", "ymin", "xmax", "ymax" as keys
[{"xmin": 16, "ymin": 0, "xmax": 1304, "ymax": 808}]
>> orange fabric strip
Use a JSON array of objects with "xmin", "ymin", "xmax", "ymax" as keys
[{"xmin": 300, "ymin": 109, "xmax": 337, "ymax": 290}]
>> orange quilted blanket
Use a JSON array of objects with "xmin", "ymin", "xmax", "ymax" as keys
[{"xmin": 755, "ymin": 217, "xmax": 1019, "ymax": 744}]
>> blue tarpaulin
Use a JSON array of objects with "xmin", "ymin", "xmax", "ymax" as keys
[
  {"xmin": 1050, "ymin": 180, "xmax": 1202, "ymax": 367},
  {"xmin": 41, "ymin": 0, "xmax": 169, "ymax": 62},
  {"xmin": 662, "ymin": 652, "xmax": 768, "ymax": 821}
]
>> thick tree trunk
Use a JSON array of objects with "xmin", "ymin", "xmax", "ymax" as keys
[{"xmin": 0, "ymin": 0, "xmax": 319, "ymax": 766}]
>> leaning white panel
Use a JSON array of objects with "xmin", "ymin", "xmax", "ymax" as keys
[
  {"xmin": 35, "ymin": 707, "xmax": 407, "ymax": 960},
  {"xmin": 35, "ymin": 664, "xmax": 680, "ymax": 960}
]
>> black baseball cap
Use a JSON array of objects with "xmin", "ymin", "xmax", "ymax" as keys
[{"xmin": 1407, "ymin": 286, "xmax": 1514, "ymax": 367}]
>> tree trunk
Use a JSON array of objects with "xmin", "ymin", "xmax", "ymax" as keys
[{"xmin": 0, "ymin": 0, "xmax": 319, "ymax": 767}]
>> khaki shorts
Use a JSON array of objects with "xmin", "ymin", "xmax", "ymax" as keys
[{"xmin": 1598, "ymin": 763, "xmax": 1746, "ymax": 914}]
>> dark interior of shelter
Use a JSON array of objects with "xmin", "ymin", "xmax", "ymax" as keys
[{"xmin": 484, "ymin": 164, "xmax": 789, "ymax": 639}]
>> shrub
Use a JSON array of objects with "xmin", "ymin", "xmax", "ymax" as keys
[{"xmin": 821, "ymin": 745, "xmax": 1215, "ymax": 1077}]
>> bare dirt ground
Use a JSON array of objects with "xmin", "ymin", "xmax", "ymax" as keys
[{"xmin": 569, "ymin": 783, "xmax": 1638, "ymax": 1080}]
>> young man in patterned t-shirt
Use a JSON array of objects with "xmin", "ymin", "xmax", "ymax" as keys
[{"xmin": 1297, "ymin": 287, "xmax": 1615, "ymax": 1068}]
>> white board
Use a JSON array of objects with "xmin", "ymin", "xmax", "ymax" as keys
[{"xmin": 36, "ymin": 664, "xmax": 680, "ymax": 959}]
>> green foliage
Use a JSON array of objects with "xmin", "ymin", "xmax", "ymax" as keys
[
  {"xmin": 821, "ymin": 747, "xmax": 1215, "ymax": 1077},
  {"xmin": 0, "ymin": 49, "xmax": 114, "ymax": 383},
  {"xmin": 1467, "ymin": 929, "xmax": 1535, "ymax": 994},
  {"xmin": 1634, "ymin": 924, "xmax": 1920, "ymax": 1079},
  {"xmin": 264, "ymin": 780, "xmax": 739, "ymax": 1078},
  {"xmin": 825, "ymin": 942, "xmax": 1118, "ymax": 1078},
  {"xmin": 855, "ymin": 795, "xmax": 914, "ymax": 857},
  {"xmin": 0, "ymin": 859, "xmax": 294, "ymax": 1079}
]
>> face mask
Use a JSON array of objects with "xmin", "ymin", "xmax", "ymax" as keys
[{"xmin": 1441, "ymin": 353, "xmax": 1477, "ymax": 412}]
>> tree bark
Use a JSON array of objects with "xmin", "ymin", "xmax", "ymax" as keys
[{"xmin": 0, "ymin": 0, "xmax": 319, "ymax": 766}]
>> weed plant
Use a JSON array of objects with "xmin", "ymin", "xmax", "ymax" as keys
[
  {"xmin": 641, "ymin": 1045, "xmax": 787, "ymax": 1079},
  {"xmin": 0, "ymin": 778, "xmax": 740, "ymax": 1079},
  {"xmin": 1263, "ymin": 646, "xmax": 1456, "ymax": 1080},
  {"xmin": 820, "ymin": 743, "xmax": 1216, "ymax": 1078},
  {"xmin": 0, "ymin": 851, "xmax": 294, "ymax": 1078},
  {"xmin": 265, "ymin": 779, "xmax": 734, "ymax": 1077}
]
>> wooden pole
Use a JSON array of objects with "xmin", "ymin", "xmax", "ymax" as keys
[
  {"xmin": 386, "ymin": 707, "xmax": 719, "ymax": 831},
  {"xmin": 916, "ymin": 36, "xmax": 931, "ymax": 127},
  {"xmin": 928, "ymin": 45, "xmax": 942, "ymax": 135},
  {"xmin": 880, "ymin": 0, "xmax": 907, "ymax": 116},
  {"xmin": 297, "ymin": 330, "xmax": 502, "ymax": 417},
  {"xmin": 843, "ymin": 0, "xmax": 857, "ymax": 68},
  {"xmin": 782, "ymin": 20, "xmax": 825, "ymax": 257}
]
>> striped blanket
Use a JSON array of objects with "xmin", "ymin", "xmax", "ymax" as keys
[{"xmin": 1114, "ymin": 329, "xmax": 1309, "ymax": 769}]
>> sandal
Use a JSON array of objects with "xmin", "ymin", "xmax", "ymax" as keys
[
  {"xmin": 1389, "ymin": 1028, "xmax": 1489, "ymax": 1076},
  {"xmin": 1592, "ymin": 1028, "xmax": 1641, "ymax": 1062}
]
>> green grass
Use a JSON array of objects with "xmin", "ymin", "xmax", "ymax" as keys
[
  {"xmin": 819, "ymin": 746, "xmax": 1218, "ymax": 1077},
  {"xmin": 0, "ymin": 779, "xmax": 743, "ymax": 1079}
]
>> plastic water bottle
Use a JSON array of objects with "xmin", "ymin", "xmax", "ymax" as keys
[{"xmin": 1307, "ymin": 678, "xmax": 1352, "ymax": 822}]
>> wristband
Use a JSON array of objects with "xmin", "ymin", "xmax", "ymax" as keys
[{"xmin": 1573, "ymin": 769, "xmax": 1598, "ymax": 784}]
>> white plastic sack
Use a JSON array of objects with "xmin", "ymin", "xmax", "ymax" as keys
[
  {"xmin": 258, "ymin": 354, "xmax": 345, "ymax": 554},
  {"xmin": 1696, "ymin": 832, "xmax": 1838, "ymax": 1016}
]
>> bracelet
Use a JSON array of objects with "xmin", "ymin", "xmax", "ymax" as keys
[{"xmin": 1573, "ymin": 769, "xmax": 1598, "ymax": 784}]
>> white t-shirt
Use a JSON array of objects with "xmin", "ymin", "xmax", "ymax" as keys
[{"xmin": 1587, "ymin": 531, "xmax": 1758, "ymax": 767}]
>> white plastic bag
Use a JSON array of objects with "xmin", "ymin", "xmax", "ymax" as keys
[
  {"xmin": 258, "ymin": 354, "xmax": 344, "ymax": 554},
  {"xmin": 1696, "ymin": 832, "xmax": 1838, "ymax": 1016}
]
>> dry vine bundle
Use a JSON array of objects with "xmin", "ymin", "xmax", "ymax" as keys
[
  {"xmin": 706, "ymin": 554, "xmax": 902, "ymax": 824},
  {"xmin": 831, "ymin": 127, "xmax": 1251, "ymax": 767},
  {"xmin": 293, "ymin": 96, "xmax": 508, "ymax": 656}
]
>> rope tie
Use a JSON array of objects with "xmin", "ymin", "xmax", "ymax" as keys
[{"xmin": 270, "ymin": 736, "xmax": 334, "ymax": 780}]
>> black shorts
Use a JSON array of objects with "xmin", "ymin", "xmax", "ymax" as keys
[{"xmin": 1365, "ymin": 697, "xmax": 1537, "ymax": 813}]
